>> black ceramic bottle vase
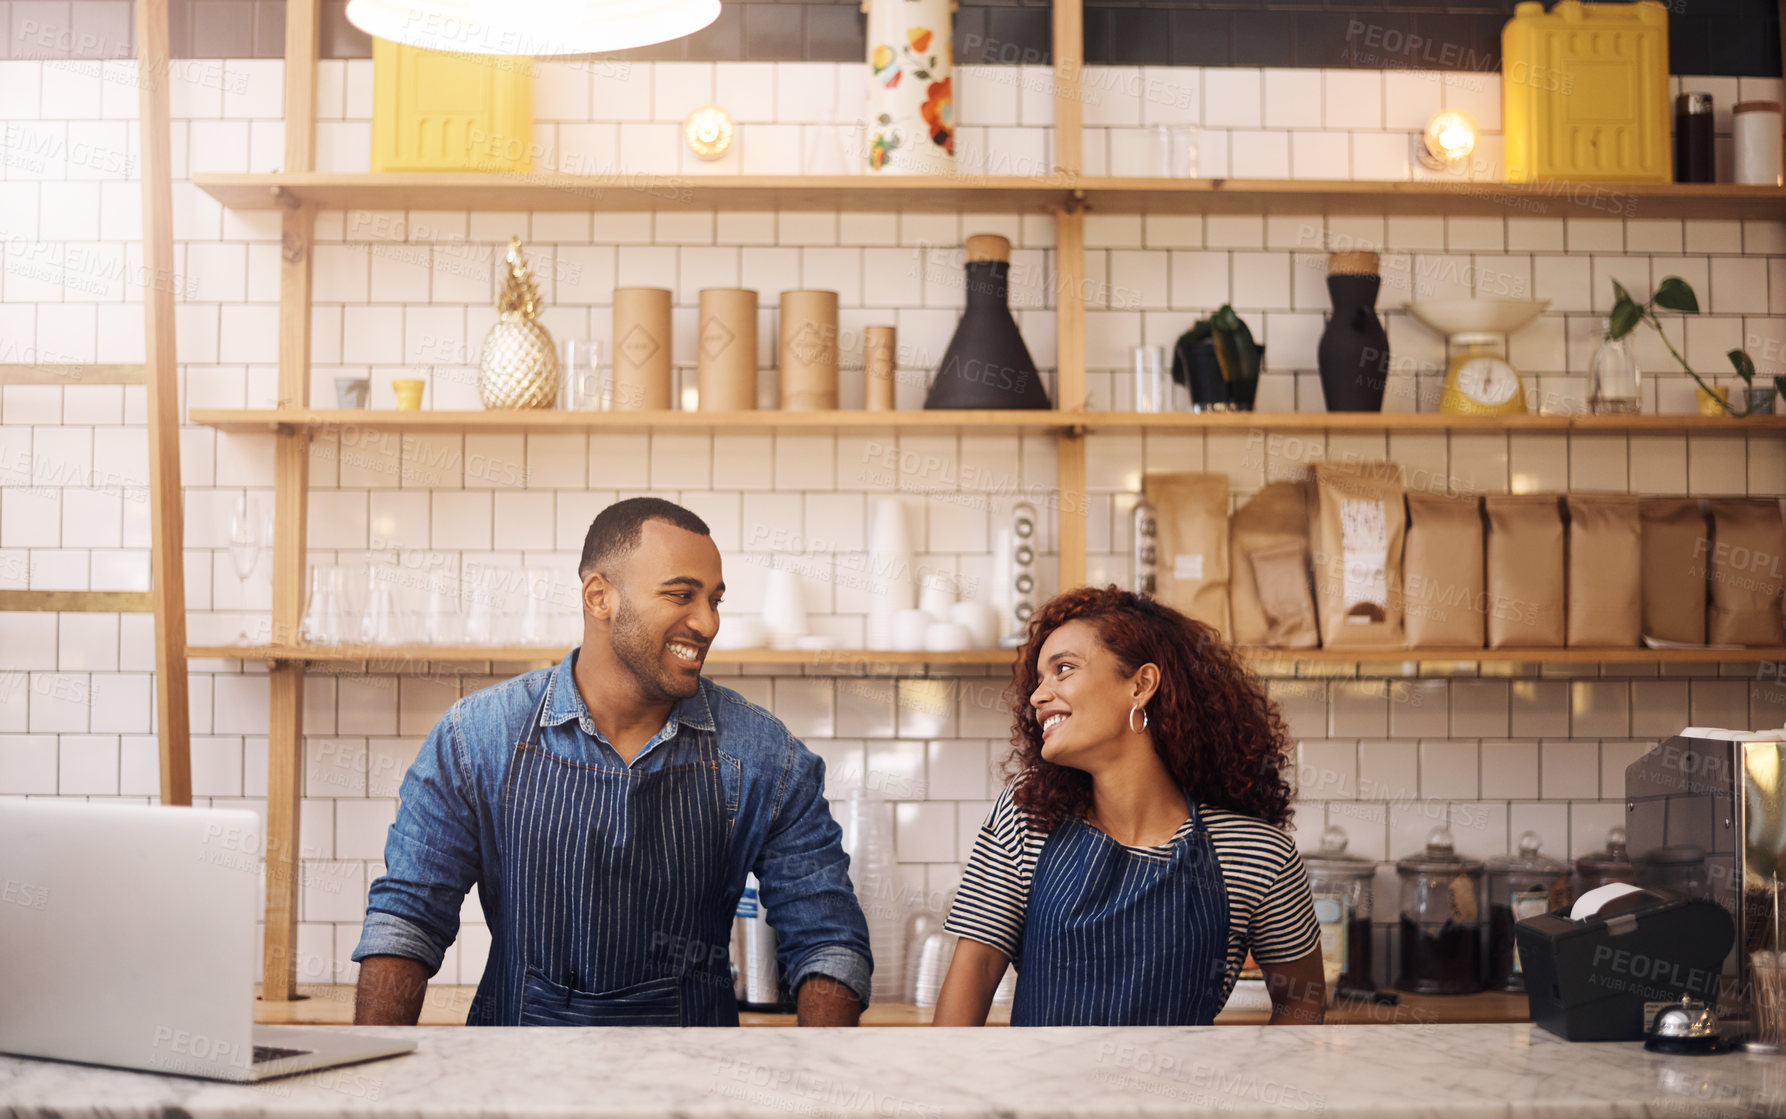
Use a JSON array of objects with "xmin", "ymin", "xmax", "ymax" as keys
[
  {"xmin": 924, "ymin": 233, "xmax": 1053, "ymax": 410},
  {"xmin": 1317, "ymin": 250, "xmax": 1390, "ymax": 412}
]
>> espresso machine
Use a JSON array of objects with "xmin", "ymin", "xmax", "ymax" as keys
[{"xmin": 1625, "ymin": 727, "xmax": 1786, "ymax": 998}]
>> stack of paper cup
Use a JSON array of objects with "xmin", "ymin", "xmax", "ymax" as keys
[
  {"xmin": 761, "ymin": 566, "xmax": 808, "ymax": 650},
  {"xmin": 835, "ymin": 791, "xmax": 904, "ymax": 1003},
  {"xmin": 866, "ymin": 497, "xmax": 915, "ymax": 648}
]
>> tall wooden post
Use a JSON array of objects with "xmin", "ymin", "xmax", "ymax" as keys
[
  {"xmin": 263, "ymin": 0, "xmax": 320, "ymax": 1002},
  {"xmin": 1053, "ymin": 0, "xmax": 1087, "ymax": 590},
  {"xmin": 134, "ymin": 0, "xmax": 192, "ymax": 806}
]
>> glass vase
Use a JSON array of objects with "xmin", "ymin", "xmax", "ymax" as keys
[
  {"xmin": 1589, "ymin": 332, "xmax": 1641, "ymax": 414},
  {"xmin": 300, "ymin": 564, "xmax": 342, "ymax": 646},
  {"xmin": 558, "ymin": 339, "xmax": 607, "ymax": 411}
]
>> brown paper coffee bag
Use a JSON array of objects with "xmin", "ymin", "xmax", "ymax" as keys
[
  {"xmin": 1230, "ymin": 482, "xmax": 1316, "ymax": 648},
  {"xmin": 1639, "ymin": 498, "xmax": 1708, "ymax": 645},
  {"xmin": 1484, "ymin": 493, "xmax": 1564, "ymax": 648},
  {"xmin": 1310, "ymin": 461, "xmax": 1405, "ymax": 647},
  {"xmin": 1707, "ymin": 497, "xmax": 1786, "ymax": 646},
  {"xmin": 1146, "ymin": 473, "xmax": 1231, "ymax": 637},
  {"xmin": 1566, "ymin": 493, "xmax": 1642, "ymax": 647},
  {"xmin": 1250, "ymin": 541, "xmax": 1318, "ymax": 647},
  {"xmin": 1403, "ymin": 492, "xmax": 1484, "ymax": 649}
]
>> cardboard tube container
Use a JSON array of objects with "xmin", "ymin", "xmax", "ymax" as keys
[
  {"xmin": 865, "ymin": 325, "xmax": 897, "ymax": 411},
  {"xmin": 612, "ymin": 287, "xmax": 673, "ymax": 410},
  {"xmin": 779, "ymin": 290, "xmax": 839, "ymax": 411},
  {"xmin": 697, "ymin": 288, "xmax": 758, "ymax": 411}
]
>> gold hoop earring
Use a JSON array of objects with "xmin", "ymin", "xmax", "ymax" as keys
[{"xmin": 1129, "ymin": 704, "xmax": 1148, "ymax": 734}]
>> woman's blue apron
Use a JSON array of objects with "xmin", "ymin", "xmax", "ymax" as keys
[
  {"xmin": 1011, "ymin": 795, "xmax": 1229, "ymax": 1026},
  {"xmin": 466, "ymin": 687, "xmax": 738, "ymax": 1026}
]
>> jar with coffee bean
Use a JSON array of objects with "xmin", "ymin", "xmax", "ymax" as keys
[
  {"xmin": 1396, "ymin": 828, "xmax": 1484, "ymax": 995},
  {"xmin": 1485, "ymin": 831, "xmax": 1571, "ymax": 993}
]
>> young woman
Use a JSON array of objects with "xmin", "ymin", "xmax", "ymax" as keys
[{"xmin": 933, "ymin": 586, "xmax": 1324, "ymax": 1027}]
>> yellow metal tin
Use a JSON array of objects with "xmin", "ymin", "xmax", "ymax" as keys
[{"xmin": 371, "ymin": 39, "xmax": 533, "ymax": 173}]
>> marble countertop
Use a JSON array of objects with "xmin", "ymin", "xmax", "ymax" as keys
[
  {"xmin": 250, "ymin": 985, "xmax": 1531, "ymax": 1027},
  {"xmin": 4, "ymin": 1024, "xmax": 1784, "ymax": 1118}
]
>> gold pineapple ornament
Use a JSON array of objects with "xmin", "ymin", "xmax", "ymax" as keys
[{"xmin": 478, "ymin": 237, "xmax": 559, "ymax": 409}]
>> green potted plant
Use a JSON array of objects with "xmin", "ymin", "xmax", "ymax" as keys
[
  {"xmin": 1599, "ymin": 277, "xmax": 1781, "ymax": 416},
  {"xmin": 1171, "ymin": 305, "xmax": 1263, "ymax": 411}
]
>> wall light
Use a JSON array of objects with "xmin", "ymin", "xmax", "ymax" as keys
[
  {"xmin": 346, "ymin": 0, "xmax": 720, "ymax": 55},
  {"xmin": 684, "ymin": 105, "xmax": 735, "ymax": 161},
  {"xmin": 1417, "ymin": 110, "xmax": 1479, "ymax": 170}
]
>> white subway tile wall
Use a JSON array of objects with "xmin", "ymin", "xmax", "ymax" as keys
[{"xmin": 2, "ymin": 57, "xmax": 1785, "ymax": 987}]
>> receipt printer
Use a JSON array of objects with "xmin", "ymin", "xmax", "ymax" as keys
[{"xmin": 1513, "ymin": 886, "xmax": 1735, "ymax": 1041}]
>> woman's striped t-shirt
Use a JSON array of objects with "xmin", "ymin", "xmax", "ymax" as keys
[{"xmin": 943, "ymin": 785, "xmax": 1322, "ymax": 1008}]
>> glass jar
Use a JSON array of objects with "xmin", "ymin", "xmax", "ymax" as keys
[
  {"xmin": 1132, "ymin": 344, "xmax": 1168, "ymax": 413},
  {"xmin": 1589, "ymin": 331, "xmax": 1640, "ymax": 414},
  {"xmin": 1485, "ymin": 831, "xmax": 1572, "ymax": 993},
  {"xmin": 1303, "ymin": 826, "xmax": 1377, "ymax": 996},
  {"xmin": 1574, "ymin": 825, "xmax": 1637, "ymax": 898},
  {"xmin": 1396, "ymin": 828, "xmax": 1485, "ymax": 994},
  {"xmin": 1636, "ymin": 845, "xmax": 1710, "ymax": 901}
]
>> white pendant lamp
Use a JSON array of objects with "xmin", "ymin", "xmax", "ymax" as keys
[{"xmin": 345, "ymin": 0, "xmax": 721, "ymax": 56}]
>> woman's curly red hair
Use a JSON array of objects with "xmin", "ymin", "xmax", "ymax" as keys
[{"xmin": 1003, "ymin": 585, "xmax": 1295, "ymax": 830}]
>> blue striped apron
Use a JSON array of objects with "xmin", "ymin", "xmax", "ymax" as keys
[
  {"xmin": 466, "ymin": 686, "xmax": 739, "ymax": 1027},
  {"xmin": 1010, "ymin": 795, "xmax": 1229, "ymax": 1026}
]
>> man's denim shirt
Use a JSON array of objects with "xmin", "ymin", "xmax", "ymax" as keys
[{"xmin": 352, "ymin": 650, "xmax": 874, "ymax": 1005}]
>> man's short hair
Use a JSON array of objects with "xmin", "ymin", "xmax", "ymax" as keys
[{"xmin": 578, "ymin": 497, "xmax": 711, "ymax": 580}]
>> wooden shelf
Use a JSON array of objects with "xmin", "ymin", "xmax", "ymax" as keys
[
  {"xmin": 189, "ymin": 406, "xmax": 1786, "ymax": 437},
  {"xmin": 187, "ymin": 407, "xmax": 1065, "ymax": 435},
  {"xmin": 189, "ymin": 172, "xmax": 1786, "ymax": 220},
  {"xmin": 190, "ymin": 173, "xmax": 1072, "ymax": 213},
  {"xmin": 1078, "ymin": 411, "xmax": 1786, "ymax": 435},
  {"xmin": 188, "ymin": 642, "xmax": 1786, "ymax": 669},
  {"xmin": 1241, "ymin": 645, "xmax": 1786, "ymax": 665},
  {"xmin": 1076, "ymin": 177, "xmax": 1786, "ymax": 219},
  {"xmin": 186, "ymin": 644, "xmax": 1018, "ymax": 667}
]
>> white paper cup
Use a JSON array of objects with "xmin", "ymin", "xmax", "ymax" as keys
[
  {"xmin": 711, "ymin": 617, "xmax": 766, "ymax": 650},
  {"xmin": 951, "ymin": 601, "xmax": 999, "ymax": 648},
  {"xmin": 892, "ymin": 608, "xmax": 932, "ymax": 651},
  {"xmin": 925, "ymin": 621, "xmax": 973, "ymax": 652}
]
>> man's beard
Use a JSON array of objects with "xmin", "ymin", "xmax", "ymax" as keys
[{"xmin": 610, "ymin": 596, "xmax": 700, "ymax": 701}]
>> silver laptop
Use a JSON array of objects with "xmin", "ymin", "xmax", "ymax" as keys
[{"xmin": 0, "ymin": 799, "xmax": 415, "ymax": 1081}]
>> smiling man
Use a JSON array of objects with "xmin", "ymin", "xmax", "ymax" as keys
[{"xmin": 351, "ymin": 497, "xmax": 872, "ymax": 1027}]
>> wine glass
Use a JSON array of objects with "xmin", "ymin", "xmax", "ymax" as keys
[{"xmin": 227, "ymin": 495, "xmax": 265, "ymax": 646}]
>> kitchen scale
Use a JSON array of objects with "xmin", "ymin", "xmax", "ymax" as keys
[{"xmin": 1405, "ymin": 299, "xmax": 1550, "ymax": 416}]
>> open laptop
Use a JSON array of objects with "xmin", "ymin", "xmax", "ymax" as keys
[{"xmin": 0, "ymin": 799, "xmax": 415, "ymax": 1081}]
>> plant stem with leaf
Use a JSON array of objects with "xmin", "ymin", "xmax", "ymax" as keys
[{"xmin": 1606, "ymin": 277, "xmax": 1784, "ymax": 417}]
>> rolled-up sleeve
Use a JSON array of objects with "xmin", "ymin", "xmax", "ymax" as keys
[
  {"xmin": 352, "ymin": 702, "xmax": 480, "ymax": 977},
  {"xmin": 753, "ymin": 741, "xmax": 874, "ymax": 1006}
]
